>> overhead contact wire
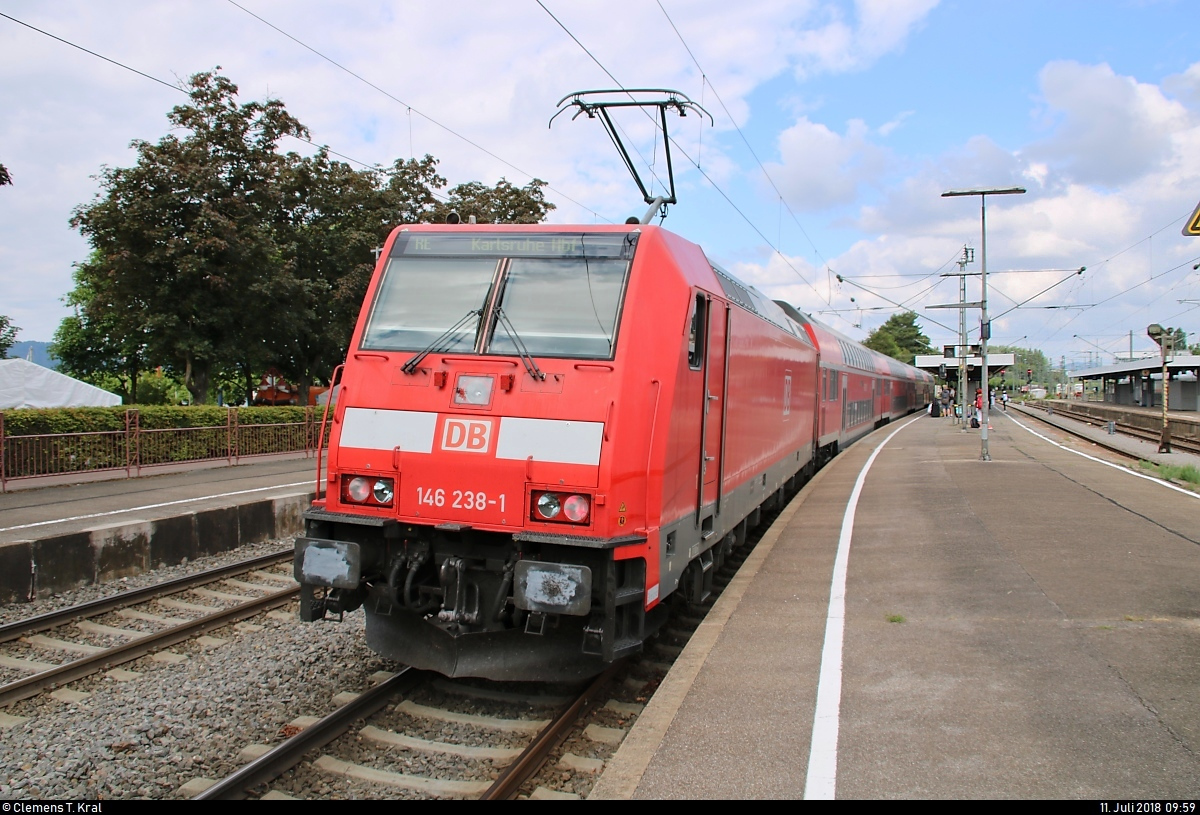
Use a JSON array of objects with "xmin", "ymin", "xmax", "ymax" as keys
[
  {"xmin": 224, "ymin": 0, "xmax": 604, "ymax": 220},
  {"xmin": 538, "ymin": 1, "xmax": 829, "ymax": 310}
]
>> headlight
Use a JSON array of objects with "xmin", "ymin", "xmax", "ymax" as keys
[
  {"xmin": 347, "ymin": 477, "xmax": 371, "ymax": 502},
  {"xmin": 372, "ymin": 479, "xmax": 394, "ymax": 504},
  {"xmin": 531, "ymin": 491, "xmax": 592, "ymax": 525},
  {"xmin": 536, "ymin": 492, "xmax": 561, "ymax": 519},
  {"xmin": 563, "ymin": 494, "xmax": 590, "ymax": 522}
]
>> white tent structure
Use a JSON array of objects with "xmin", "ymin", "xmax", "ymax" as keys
[{"xmin": 0, "ymin": 358, "xmax": 121, "ymax": 409}]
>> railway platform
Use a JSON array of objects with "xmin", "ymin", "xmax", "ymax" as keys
[
  {"xmin": 0, "ymin": 455, "xmax": 317, "ymax": 603},
  {"xmin": 591, "ymin": 408, "xmax": 1200, "ymax": 799}
]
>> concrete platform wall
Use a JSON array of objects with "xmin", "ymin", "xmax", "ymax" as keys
[{"xmin": 0, "ymin": 492, "xmax": 312, "ymax": 605}]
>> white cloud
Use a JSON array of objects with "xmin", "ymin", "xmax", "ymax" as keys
[
  {"xmin": 878, "ymin": 110, "xmax": 913, "ymax": 137},
  {"xmin": 1028, "ymin": 61, "xmax": 1193, "ymax": 187},
  {"xmin": 1163, "ymin": 61, "xmax": 1200, "ymax": 107},
  {"xmin": 791, "ymin": 0, "xmax": 939, "ymax": 78},
  {"xmin": 766, "ymin": 117, "xmax": 889, "ymax": 210},
  {"xmin": 740, "ymin": 56, "xmax": 1200, "ymax": 356}
]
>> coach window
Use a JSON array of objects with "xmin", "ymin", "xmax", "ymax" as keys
[{"xmin": 688, "ymin": 294, "xmax": 706, "ymax": 369}]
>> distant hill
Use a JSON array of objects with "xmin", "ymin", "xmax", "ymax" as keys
[{"xmin": 6, "ymin": 342, "xmax": 56, "ymax": 369}]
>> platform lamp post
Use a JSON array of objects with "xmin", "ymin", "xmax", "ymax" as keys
[{"xmin": 942, "ymin": 186, "xmax": 1026, "ymax": 461}]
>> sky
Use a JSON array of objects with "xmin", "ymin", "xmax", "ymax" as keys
[{"xmin": 2, "ymin": 0, "xmax": 1199, "ymax": 373}]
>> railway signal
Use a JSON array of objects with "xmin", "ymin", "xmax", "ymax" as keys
[{"xmin": 1147, "ymin": 324, "xmax": 1185, "ymax": 452}]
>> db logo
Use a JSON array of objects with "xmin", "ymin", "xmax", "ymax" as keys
[{"xmin": 441, "ymin": 418, "xmax": 493, "ymax": 453}]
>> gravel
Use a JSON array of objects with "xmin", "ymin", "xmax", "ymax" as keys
[
  {"xmin": 0, "ymin": 525, "xmax": 744, "ymax": 800},
  {"xmin": 0, "ymin": 537, "xmax": 395, "ymax": 800},
  {"xmin": 0, "ymin": 539, "xmax": 292, "ymax": 626}
]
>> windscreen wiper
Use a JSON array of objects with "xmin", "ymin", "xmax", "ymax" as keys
[
  {"xmin": 401, "ymin": 309, "xmax": 481, "ymax": 374},
  {"xmin": 494, "ymin": 308, "xmax": 545, "ymax": 381}
]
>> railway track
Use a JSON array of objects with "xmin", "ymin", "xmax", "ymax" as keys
[
  {"xmin": 188, "ymin": 503, "xmax": 771, "ymax": 801},
  {"xmin": 0, "ymin": 549, "xmax": 297, "ymax": 707},
  {"xmin": 1035, "ymin": 403, "xmax": 1200, "ymax": 455},
  {"xmin": 1011, "ymin": 403, "xmax": 1200, "ymax": 461},
  {"xmin": 0, "ymin": 478, "xmax": 780, "ymax": 800},
  {"xmin": 193, "ymin": 660, "xmax": 629, "ymax": 800}
]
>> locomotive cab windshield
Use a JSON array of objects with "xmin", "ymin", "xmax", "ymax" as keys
[{"xmin": 362, "ymin": 231, "xmax": 637, "ymax": 361}]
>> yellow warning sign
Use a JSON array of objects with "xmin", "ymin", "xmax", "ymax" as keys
[{"xmin": 1185, "ymin": 199, "xmax": 1200, "ymax": 237}]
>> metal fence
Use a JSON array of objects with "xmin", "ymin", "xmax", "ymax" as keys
[{"xmin": 0, "ymin": 409, "xmax": 323, "ymax": 492}]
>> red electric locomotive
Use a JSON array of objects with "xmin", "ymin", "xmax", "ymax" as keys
[{"xmin": 294, "ymin": 221, "xmax": 930, "ymax": 681}]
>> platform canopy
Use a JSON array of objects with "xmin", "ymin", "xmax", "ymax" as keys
[
  {"xmin": 913, "ymin": 353, "xmax": 1016, "ymax": 372},
  {"xmin": 0, "ymin": 358, "xmax": 121, "ymax": 409},
  {"xmin": 1068, "ymin": 354, "xmax": 1200, "ymax": 381}
]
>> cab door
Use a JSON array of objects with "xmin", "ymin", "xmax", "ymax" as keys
[{"xmin": 702, "ymin": 300, "xmax": 729, "ymax": 505}]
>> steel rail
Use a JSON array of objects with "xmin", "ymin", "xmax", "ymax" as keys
[
  {"xmin": 0, "ymin": 549, "xmax": 292, "ymax": 645},
  {"xmin": 481, "ymin": 659, "xmax": 626, "ymax": 800},
  {"xmin": 194, "ymin": 667, "xmax": 425, "ymax": 800},
  {"xmin": 1011, "ymin": 404, "xmax": 1200, "ymax": 460},
  {"xmin": 1093, "ymin": 420, "xmax": 1200, "ymax": 455},
  {"xmin": 0, "ymin": 584, "xmax": 299, "ymax": 708},
  {"xmin": 1025, "ymin": 402, "xmax": 1200, "ymax": 455}
]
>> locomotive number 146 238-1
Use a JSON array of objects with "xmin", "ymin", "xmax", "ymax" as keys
[{"xmin": 416, "ymin": 486, "xmax": 506, "ymax": 512}]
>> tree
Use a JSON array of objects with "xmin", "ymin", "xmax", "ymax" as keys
[
  {"xmin": 51, "ymin": 257, "xmax": 149, "ymax": 402},
  {"xmin": 989, "ymin": 345, "xmax": 1053, "ymax": 390},
  {"xmin": 63, "ymin": 70, "xmax": 557, "ymax": 405},
  {"xmin": 434, "ymin": 178, "xmax": 555, "ymax": 224},
  {"xmin": 0, "ymin": 315, "xmax": 18, "ymax": 358},
  {"xmin": 863, "ymin": 311, "xmax": 934, "ymax": 364},
  {"xmin": 70, "ymin": 70, "xmax": 308, "ymax": 405},
  {"xmin": 264, "ymin": 149, "xmax": 405, "ymax": 404},
  {"xmin": 863, "ymin": 330, "xmax": 903, "ymax": 361},
  {"xmin": 0, "ymin": 163, "xmax": 11, "ymax": 187},
  {"xmin": 265, "ymin": 156, "xmax": 555, "ymax": 400}
]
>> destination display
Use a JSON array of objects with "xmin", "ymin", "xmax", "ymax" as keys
[{"xmin": 390, "ymin": 232, "xmax": 636, "ymax": 259}]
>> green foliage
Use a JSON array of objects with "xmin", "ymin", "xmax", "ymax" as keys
[
  {"xmin": 434, "ymin": 178, "xmax": 555, "ymax": 224},
  {"xmin": 863, "ymin": 331, "xmax": 903, "ymax": 361},
  {"xmin": 135, "ymin": 370, "xmax": 190, "ymax": 406},
  {"xmin": 62, "ymin": 70, "xmax": 555, "ymax": 408},
  {"xmin": 1, "ymin": 406, "xmax": 314, "ymax": 477},
  {"xmin": 1138, "ymin": 460, "xmax": 1200, "ymax": 486},
  {"xmin": 0, "ymin": 163, "xmax": 10, "ymax": 186},
  {"xmin": 51, "ymin": 257, "xmax": 151, "ymax": 400},
  {"xmin": 70, "ymin": 70, "xmax": 310, "ymax": 406},
  {"xmin": 0, "ymin": 315, "xmax": 17, "ymax": 358},
  {"xmin": 863, "ymin": 311, "xmax": 934, "ymax": 364},
  {"xmin": 992, "ymin": 345, "xmax": 1052, "ymax": 388},
  {"xmin": 0, "ymin": 405, "xmax": 310, "ymax": 436}
]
